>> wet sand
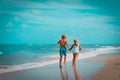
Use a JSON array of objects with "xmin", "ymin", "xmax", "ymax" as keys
[
  {"xmin": 0, "ymin": 58, "xmax": 106, "ymax": 80},
  {"xmin": 91, "ymin": 56, "xmax": 120, "ymax": 80}
]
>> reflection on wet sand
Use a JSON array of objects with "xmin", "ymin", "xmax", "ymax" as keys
[
  {"xmin": 73, "ymin": 65, "xmax": 80, "ymax": 80},
  {"xmin": 59, "ymin": 65, "xmax": 80, "ymax": 80},
  {"xmin": 59, "ymin": 66, "xmax": 69, "ymax": 80}
]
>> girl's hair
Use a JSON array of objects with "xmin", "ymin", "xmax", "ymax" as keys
[{"xmin": 74, "ymin": 39, "xmax": 78, "ymax": 42}]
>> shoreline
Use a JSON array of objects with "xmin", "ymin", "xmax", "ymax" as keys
[
  {"xmin": 0, "ymin": 55, "xmax": 120, "ymax": 80},
  {"xmin": 90, "ymin": 55, "xmax": 120, "ymax": 80},
  {"xmin": 0, "ymin": 56, "xmax": 106, "ymax": 80}
]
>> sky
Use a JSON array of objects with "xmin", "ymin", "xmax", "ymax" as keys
[{"xmin": 0, "ymin": 0, "xmax": 120, "ymax": 44}]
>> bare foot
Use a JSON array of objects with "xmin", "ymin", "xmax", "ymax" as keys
[
  {"xmin": 64, "ymin": 62, "xmax": 66, "ymax": 65},
  {"xmin": 72, "ymin": 63, "xmax": 74, "ymax": 65},
  {"xmin": 116, "ymin": 63, "xmax": 119, "ymax": 65},
  {"xmin": 59, "ymin": 65, "xmax": 62, "ymax": 68}
]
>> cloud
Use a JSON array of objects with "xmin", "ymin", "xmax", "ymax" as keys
[
  {"xmin": 32, "ymin": 10, "xmax": 42, "ymax": 15},
  {"xmin": 111, "ymin": 31, "xmax": 120, "ymax": 34},
  {"xmin": 39, "ymin": 14, "xmax": 116, "ymax": 27},
  {"xmin": 111, "ymin": 31, "xmax": 115, "ymax": 34},
  {"xmin": 6, "ymin": 22, "xmax": 12, "ymax": 27},
  {"xmin": 22, "ymin": 24, "xmax": 28, "ymax": 28},
  {"xmin": 0, "ymin": 0, "xmax": 117, "ymax": 31},
  {"xmin": 5, "ymin": 29, "xmax": 12, "ymax": 32},
  {"xmin": 14, "ymin": 16, "xmax": 19, "ymax": 21},
  {"xmin": 48, "ymin": 1, "xmax": 97, "ymax": 9},
  {"xmin": 1, "ymin": 8, "xmax": 116, "ymax": 29},
  {"xmin": 0, "ymin": 0, "xmax": 97, "ymax": 9}
]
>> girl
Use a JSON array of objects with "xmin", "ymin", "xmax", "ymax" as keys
[{"xmin": 69, "ymin": 39, "xmax": 82, "ymax": 66}]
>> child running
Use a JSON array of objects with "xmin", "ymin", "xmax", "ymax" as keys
[
  {"xmin": 58, "ymin": 34, "xmax": 69, "ymax": 68},
  {"xmin": 69, "ymin": 39, "xmax": 82, "ymax": 66}
]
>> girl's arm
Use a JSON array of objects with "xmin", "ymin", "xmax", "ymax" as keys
[
  {"xmin": 79, "ymin": 45, "xmax": 82, "ymax": 50},
  {"xmin": 69, "ymin": 44, "xmax": 74, "ymax": 51}
]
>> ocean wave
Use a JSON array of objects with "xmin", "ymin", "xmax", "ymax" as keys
[
  {"xmin": 0, "ymin": 52, "xmax": 2, "ymax": 54},
  {"xmin": 0, "ymin": 46, "xmax": 120, "ymax": 74}
]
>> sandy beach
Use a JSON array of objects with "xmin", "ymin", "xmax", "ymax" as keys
[{"xmin": 91, "ymin": 56, "xmax": 120, "ymax": 80}]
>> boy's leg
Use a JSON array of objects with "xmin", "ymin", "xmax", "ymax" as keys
[
  {"xmin": 64, "ymin": 55, "xmax": 66, "ymax": 65},
  {"xmin": 63, "ymin": 47, "xmax": 67, "ymax": 65},
  {"xmin": 59, "ymin": 48, "xmax": 63, "ymax": 67},
  {"xmin": 59, "ymin": 56, "xmax": 62, "ymax": 67}
]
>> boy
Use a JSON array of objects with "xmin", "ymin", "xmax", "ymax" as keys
[
  {"xmin": 69, "ymin": 39, "xmax": 82, "ymax": 66},
  {"xmin": 58, "ymin": 34, "xmax": 69, "ymax": 68}
]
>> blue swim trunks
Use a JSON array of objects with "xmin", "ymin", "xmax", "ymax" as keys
[{"xmin": 59, "ymin": 47, "xmax": 67, "ymax": 56}]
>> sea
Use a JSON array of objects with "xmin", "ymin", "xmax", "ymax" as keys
[{"xmin": 0, "ymin": 44, "xmax": 120, "ymax": 74}]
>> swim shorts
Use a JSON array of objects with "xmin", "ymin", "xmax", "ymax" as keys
[{"xmin": 59, "ymin": 47, "xmax": 67, "ymax": 56}]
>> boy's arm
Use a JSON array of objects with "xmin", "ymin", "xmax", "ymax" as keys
[
  {"xmin": 65, "ymin": 41, "xmax": 69, "ymax": 48},
  {"xmin": 57, "ymin": 40, "xmax": 60, "ymax": 44}
]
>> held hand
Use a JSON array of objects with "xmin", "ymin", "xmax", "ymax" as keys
[
  {"xmin": 69, "ymin": 48, "xmax": 71, "ymax": 51},
  {"xmin": 79, "ymin": 47, "xmax": 82, "ymax": 50}
]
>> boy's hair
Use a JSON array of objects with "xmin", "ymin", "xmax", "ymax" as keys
[{"xmin": 61, "ymin": 34, "xmax": 66, "ymax": 39}]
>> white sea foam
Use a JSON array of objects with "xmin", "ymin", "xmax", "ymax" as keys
[
  {"xmin": 0, "ymin": 52, "xmax": 2, "ymax": 54},
  {"xmin": 28, "ymin": 44, "xmax": 33, "ymax": 46},
  {"xmin": 0, "ymin": 46, "xmax": 120, "ymax": 74}
]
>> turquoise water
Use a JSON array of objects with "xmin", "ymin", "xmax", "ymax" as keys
[
  {"xmin": 0, "ymin": 44, "xmax": 120, "ymax": 65},
  {"xmin": 0, "ymin": 44, "xmax": 59, "ymax": 64}
]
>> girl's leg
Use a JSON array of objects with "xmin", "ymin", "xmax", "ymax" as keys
[
  {"xmin": 74, "ymin": 53, "xmax": 79, "ymax": 66},
  {"xmin": 72, "ymin": 54, "xmax": 75, "ymax": 65}
]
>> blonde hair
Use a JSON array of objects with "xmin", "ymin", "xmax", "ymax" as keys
[{"xmin": 74, "ymin": 39, "xmax": 78, "ymax": 42}]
